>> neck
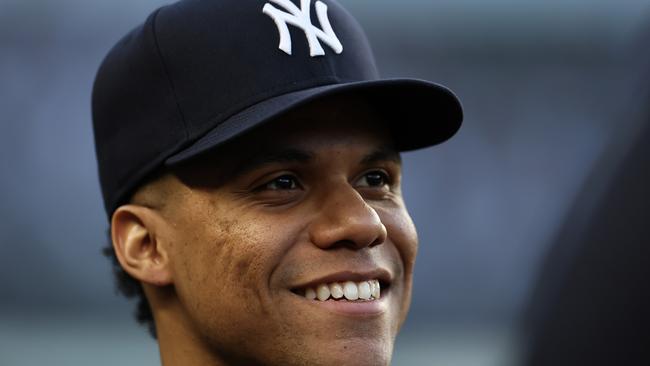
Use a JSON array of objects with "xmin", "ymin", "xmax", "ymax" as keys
[{"xmin": 146, "ymin": 287, "xmax": 227, "ymax": 366}]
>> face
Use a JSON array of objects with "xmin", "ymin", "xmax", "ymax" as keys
[{"xmin": 154, "ymin": 98, "xmax": 418, "ymax": 365}]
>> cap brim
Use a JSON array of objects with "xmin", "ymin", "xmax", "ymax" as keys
[{"xmin": 165, "ymin": 78, "xmax": 463, "ymax": 165}]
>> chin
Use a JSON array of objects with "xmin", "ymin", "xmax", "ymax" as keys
[
  {"xmin": 331, "ymin": 339, "xmax": 393, "ymax": 366},
  {"xmin": 281, "ymin": 346, "xmax": 391, "ymax": 366},
  {"xmin": 289, "ymin": 332, "xmax": 395, "ymax": 366},
  {"xmin": 247, "ymin": 326, "xmax": 395, "ymax": 366}
]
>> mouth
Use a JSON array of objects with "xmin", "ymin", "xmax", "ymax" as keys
[
  {"xmin": 291, "ymin": 279, "xmax": 388, "ymax": 301},
  {"xmin": 288, "ymin": 271, "xmax": 392, "ymax": 316}
]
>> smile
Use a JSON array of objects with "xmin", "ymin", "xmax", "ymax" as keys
[
  {"xmin": 303, "ymin": 280, "xmax": 381, "ymax": 301},
  {"xmin": 287, "ymin": 270, "xmax": 392, "ymax": 316}
]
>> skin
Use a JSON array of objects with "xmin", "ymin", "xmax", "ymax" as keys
[{"xmin": 111, "ymin": 97, "xmax": 419, "ymax": 366}]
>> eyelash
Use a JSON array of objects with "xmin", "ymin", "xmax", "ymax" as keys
[
  {"xmin": 356, "ymin": 170, "xmax": 391, "ymax": 188},
  {"xmin": 259, "ymin": 170, "xmax": 392, "ymax": 191},
  {"xmin": 262, "ymin": 174, "xmax": 300, "ymax": 191}
]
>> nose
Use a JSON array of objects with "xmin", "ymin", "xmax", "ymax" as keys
[{"xmin": 309, "ymin": 185, "xmax": 388, "ymax": 250}]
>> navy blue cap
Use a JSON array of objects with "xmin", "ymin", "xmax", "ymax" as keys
[{"xmin": 92, "ymin": 0, "xmax": 463, "ymax": 216}]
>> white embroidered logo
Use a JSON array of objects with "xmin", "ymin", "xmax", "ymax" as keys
[{"xmin": 263, "ymin": 0, "xmax": 343, "ymax": 57}]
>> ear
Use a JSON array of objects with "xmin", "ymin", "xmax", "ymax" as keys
[{"xmin": 111, "ymin": 205, "xmax": 173, "ymax": 287}]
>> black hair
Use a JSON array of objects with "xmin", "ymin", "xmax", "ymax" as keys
[{"xmin": 104, "ymin": 228, "xmax": 157, "ymax": 338}]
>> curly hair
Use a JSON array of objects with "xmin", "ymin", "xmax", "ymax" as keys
[{"xmin": 104, "ymin": 228, "xmax": 157, "ymax": 338}]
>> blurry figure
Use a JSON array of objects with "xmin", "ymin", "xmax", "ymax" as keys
[{"xmin": 523, "ymin": 25, "xmax": 650, "ymax": 366}]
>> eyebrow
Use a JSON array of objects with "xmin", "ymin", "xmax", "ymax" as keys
[{"xmin": 230, "ymin": 145, "xmax": 401, "ymax": 179}]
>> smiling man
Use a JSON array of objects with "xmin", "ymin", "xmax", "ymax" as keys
[{"xmin": 92, "ymin": 0, "xmax": 462, "ymax": 365}]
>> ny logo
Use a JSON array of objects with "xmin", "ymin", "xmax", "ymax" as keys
[{"xmin": 263, "ymin": 0, "xmax": 343, "ymax": 57}]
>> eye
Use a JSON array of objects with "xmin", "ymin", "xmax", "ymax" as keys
[
  {"xmin": 356, "ymin": 170, "xmax": 390, "ymax": 188},
  {"xmin": 263, "ymin": 174, "xmax": 299, "ymax": 190}
]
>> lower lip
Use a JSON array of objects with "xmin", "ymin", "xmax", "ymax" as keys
[{"xmin": 292, "ymin": 291, "xmax": 389, "ymax": 317}]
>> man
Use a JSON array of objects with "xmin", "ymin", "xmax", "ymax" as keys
[{"xmin": 92, "ymin": 0, "xmax": 462, "ymax": 365}]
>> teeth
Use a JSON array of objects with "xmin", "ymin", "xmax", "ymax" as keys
[
  {"xmin": 302, "ymin": 279, "xmax": 382, "ymax": 301},
  {"xmin": 343, "ymin": 281, "xmax": 359, "ymax": 300},
  {"xmin": 316, "ymin": 284, "xmax": 330, "ymax": 301},
  {"xmin": 358, "ymin": 281, "xmax": 371, "ymax": 300},
  {"xmin": 305, "ymin": 287, "xmax": 316, "ymax": 300},
  {"xmin": 371, "ymin": 280, "xmax": 380, "ymax": 299},
  {"xmin": 330, "ymin": 283, "xmax": 344, "ymax": 299}
]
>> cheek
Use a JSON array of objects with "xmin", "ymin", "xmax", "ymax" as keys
[
  {"xmin": 164, "ymin": 199, "xmax": 300, "ymax": 351},
  {"xmin": 379, "ymin": 205, "xmax": 418, "ymax": 272},
  {"xmin": 376, "ymin": 205, "xmax": 418, "ymax": 330},
  {"xmin": 167, "ymin": 207, "xmax": 275, "ymax": 335}
]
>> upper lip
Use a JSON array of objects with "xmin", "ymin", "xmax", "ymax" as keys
[{"xmin": 289, "ymin": 268, "xmax": 393, "ymax": 290}]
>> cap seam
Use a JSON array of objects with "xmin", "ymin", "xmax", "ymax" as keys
[{"xmin": 150, "ymin": 6, "xmax": 190, "ymax": 141}]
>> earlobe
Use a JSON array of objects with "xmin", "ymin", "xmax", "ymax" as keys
[{"xmin": 111, "ymin": 205, "xmax": 173, "ymax": 287}]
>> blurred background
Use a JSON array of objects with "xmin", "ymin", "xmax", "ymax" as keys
[{"xmin": 1, "ymin": 0, "xmax": 649, "ymax": 365}]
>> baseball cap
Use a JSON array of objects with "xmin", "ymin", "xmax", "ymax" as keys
[{"xmin": 92, "ymin": 0, "xmax": 463, "ymax": 216}]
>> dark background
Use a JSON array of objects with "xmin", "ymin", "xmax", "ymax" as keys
[{"xmin": 1, "ymin": 0, "xmax": 648, "ymax": 364}]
